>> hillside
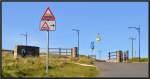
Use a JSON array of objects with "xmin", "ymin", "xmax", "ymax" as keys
[{"xmin": 2, "ymin": 53, "xmax": 99, "ymax": 77}]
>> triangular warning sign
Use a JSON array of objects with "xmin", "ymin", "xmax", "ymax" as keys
[
  {"xmin": 44, "ymin": 9, "xmax": 52, "ymax": 17},
  {"xmin": 42, "ymin": 22, "xmax": 48, "ymax": 27},
  {"xmin": 41, "ymin": 7, "xmax": 55, "ymax": 21},
  {"xmin": 41, "ymin": 21, "xmax": 49, "ymax": 30}
]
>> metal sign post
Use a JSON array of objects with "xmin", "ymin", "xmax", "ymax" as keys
[
  {"xmin": 96, "ymin": 33, "xmax": 101, "ymax": 60},
  {"xmin": 46, "ymin": 30, "xmax": 49, "ymax": 73},
  {"xmin": 40, "ymin": 7, "xmax": 56, "ymax": 73},
  {"xmin": 90, "ymin": 41, "xmax": 94, "ymax": 57}
]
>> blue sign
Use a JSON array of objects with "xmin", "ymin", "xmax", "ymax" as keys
[{"xmin": 90, "ymin": 41, "xmax": 94, "ymax": 50}]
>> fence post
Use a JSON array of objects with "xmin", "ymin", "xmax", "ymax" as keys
[
  {"xmin": 116, "ymin": 51, "xmax": 120, "ymax": 62},
  {"xmin": 59, "ymin": 48, "xmax": 61, "ymax": 55},
  {"xmin": 108, "ymin": 52, "xmax": 110, "ymax": 60},
  {"xmin": 66, "ymin": 50, "xmax": 67, "ymax": 55},
  {"xmin": 119, "ymin": 50, "xmax": 123, "ymax": 62}
]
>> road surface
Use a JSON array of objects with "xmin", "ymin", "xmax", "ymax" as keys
[{"xmin": 94, "ymin": 62, "xmax": 148, "ymax": 77}]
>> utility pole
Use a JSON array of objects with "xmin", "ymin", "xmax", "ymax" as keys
[
  {"xmin": 72, "ymin": 29, "xmax": 80, "ymax": 57},
  {"xmin": 20, "ymin": 32, "xmax": 28, "ymax": 46},
  {"xmin": 129, "ymin": 37, "xmax": 136, "ymax": 60},
  {"xmin": 128, "ymin": 25, "xmax": 141, "ymax": 62}
]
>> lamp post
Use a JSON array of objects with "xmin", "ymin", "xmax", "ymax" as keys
[
  {"xmin": 96, "ymin": 33, "xmax": 101, "ymax": 60},
  {"xmin": 20, "ymin": 32, "xmax": 28, "ymax": 46},
  {"xmin": 98, "ymin": 50, "xmax": 102, "ymax": 60},
  {"xmin": 72, "ymin": 29, "xmax": 80, "ymax": 57},
  {"xmin": 134, "ymin": 49, "xmax": 136, "ymax": 58},
  {"xmin": 128, "ymin": 25, "xmax": 140, "ymax": 62},
  {"xmin": 129, "ymin": 37, "xmax": 136, "ymax": 60}
]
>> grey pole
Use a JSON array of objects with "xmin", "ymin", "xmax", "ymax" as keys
[
  {"xmin": 78, "ymin": 30, "xmax": 79, "ymax": 57},
  {"xmin": 138, "ymin": 25, "xmax": 141, "ymax": 62},
  {"xmin": 135, "ymin": 50, "xmax": 136, "ymax": 58},
  {"xmin": 99, "ymin": 51, "xmax": 100, "ymax": 60},
  {"xmin": 98, "ymin": 50, "xmax": 101, "ymax": 60},
  {"xmin": 26, "ymin": 33, "xmax": 27, "ymax": 46},
  {"xmin": 129, "ymin": 37, "xmax": 136, "ymax": 60},
  {"xmin": 132, "ymin": 39, "xmax": 133, "ymax": 60},
  {"xmin": 46, "ymin": 30, "xmax": 49, "ymax": 73},
  {"xmin": 20, "ymin": 33, "xmax": 28, "ymax": 46}
]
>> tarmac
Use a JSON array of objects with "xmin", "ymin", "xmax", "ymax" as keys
[{"xmin": 94, "ymin": 61, "xmax": 148, "ymax": 77}]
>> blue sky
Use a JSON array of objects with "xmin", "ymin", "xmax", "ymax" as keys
[{"xmin": 2, "ymin": 2, "xmax": 148, "ymax": 60}]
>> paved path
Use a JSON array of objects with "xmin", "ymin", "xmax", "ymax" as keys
[
  {"xmin": 74, "ymin": 63, "xmax": 96, "ymax": 67},
  {"xmin": 94, "ymin": 62, "xmax": 148, "ymax": 77}
]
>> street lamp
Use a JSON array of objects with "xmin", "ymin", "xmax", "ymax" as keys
[
  {"xmin": 72, "ymin": 29, "xmax": 80, "ymax": 57},
  {"xmin": 128, "ymin": 25, "xmax": 140, "ymax": 61},
  {"xmin": 96, "ymin": 33, "xmax": 101, "ymax": 43},
  {"xmin": 129, "ymin": 37, "xmax": 136, "ymax": 60},
  {"xmin": 20, "ymin": 32, "xmax": 28, "ymax": 46}
]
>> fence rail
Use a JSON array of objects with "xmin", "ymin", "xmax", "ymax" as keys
[
  {"xmin": 108, "ymin": 51, "xmax": 129, "ymax": 62},
  {"xmin": 40, "ymin": 48, "xmax": 72, "ymax": 55}
]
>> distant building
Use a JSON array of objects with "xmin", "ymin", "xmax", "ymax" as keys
[{"xmin": 14, "ymin": 45, "xmax": 39, "ymax": 58}]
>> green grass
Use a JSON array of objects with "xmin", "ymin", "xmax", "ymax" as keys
[
  {"xmin": 2, "ymin": 53, "xmax": 99, "ymax": 77},
  {"xmin": 77, "ymin": 55, "xmax": 95, "ymax": 65},
  {"xmin": 128, "ymin": 57, "xmax": 149, "ymax": 62}
]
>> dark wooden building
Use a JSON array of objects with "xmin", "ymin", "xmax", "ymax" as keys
[{"xmin": 14, "ymin": 45, "xmax": 39, "ymax": 58}]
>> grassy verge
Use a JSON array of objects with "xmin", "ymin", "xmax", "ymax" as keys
[
  {"xmin": 2, "ymin": 53, "xmax": 99, "ymax": 77},
  {"xmin": 74, "ymin": 55, "xmax": 95, "ymax": 65},
  {"xmin": 128, "ymin": 57, "xmax": 149, "ymax": 62}
]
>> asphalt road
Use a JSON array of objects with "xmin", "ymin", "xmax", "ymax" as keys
[{"xmin": 94, "ymin": 62, "xmax": 148, "ymax": 77}]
